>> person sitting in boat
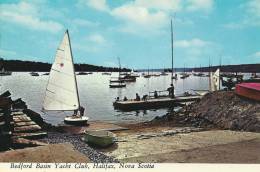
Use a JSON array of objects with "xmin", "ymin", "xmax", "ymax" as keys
[
  {"xmin": 79, "ymin": 106, "xmax": 85, "ymax": 117},
  {"xmin": 154, "ymin": 90, "xmax": 158, "ymax": 98},
  {"xmin": 167, "ymin": 84, "xmax": 175, "ymax": 98},
  {"xmin": 123, "ymin": 96, "xmax": 128, "ymax": 101},
  {"xmin": 135, "ymin": 93, "xmax": 141, "ymax": 101},
  {"xmin": 73, "ymin": 106, "xmax": 84, "ymax": 118}
]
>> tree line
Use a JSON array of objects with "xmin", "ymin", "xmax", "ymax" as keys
[{"xmin": 0, "ymin": 59, "xmax": 130, "ymax": 72}]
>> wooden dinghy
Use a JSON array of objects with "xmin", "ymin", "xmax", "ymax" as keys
[
  {"xmin": 235, "ymin": 83, "xmax": 260, "ymax": 101},
  {"xmin": 84, "ymin": 130, "xmax": 116, "ymax": 147}
]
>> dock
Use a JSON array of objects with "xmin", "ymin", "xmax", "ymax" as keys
[{"xmin": 113, "ymin": 95, "xmax": 202, "ymax": 111}]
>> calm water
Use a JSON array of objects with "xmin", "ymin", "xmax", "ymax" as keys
[{"xmin": 0, "ymin": 72, "xmax": 242, "ymax": 125}]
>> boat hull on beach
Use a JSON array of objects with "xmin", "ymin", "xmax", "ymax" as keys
[
  {"xmin": 64, "ymin": 116, "xmax": 89, "ymax": 125},
  {"xmin": 84, "ymin": 130, "xmax": 116, "ymax": 147},
  {"xmin": 113, "ymin": 95, "xmax": 202, "ymax": 111},
  {"xmin": 235, "ymin": 83, "xmax": 260, "ymax": 101}
]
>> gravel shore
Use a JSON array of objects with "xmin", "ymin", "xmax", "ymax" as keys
[{"xmin": 40, "ymin": 132, "xmax": 119, "ymax": 163}]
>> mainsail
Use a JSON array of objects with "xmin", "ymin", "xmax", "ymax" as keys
[
  {"xmin": 43, "ymin": 30, "xmax": 79, "ymax": 111},
  {"xmin": 210, "ymin": 68, "xmax": 220, "ymax": 91}
]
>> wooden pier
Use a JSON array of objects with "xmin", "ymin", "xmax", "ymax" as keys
[
  {"xmin": 113, "ymin": 95, "xmax": 202, "ymax": 111},
  {"xmin": 0, "ymin": 91, "xmax": 47, "ymax": 150}
]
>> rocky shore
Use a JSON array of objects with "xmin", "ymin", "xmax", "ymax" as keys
[{"xmin": 147, "ymin": 91, "xmax": 260, "ymax": 132}]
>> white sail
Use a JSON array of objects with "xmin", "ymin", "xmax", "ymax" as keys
[
  {"xmin": 43, "ymin": 30, "xmax": 79, "ymax": 111},
  {"xmin": 210, "ymin": 68, "xmax": 220, "ymax": 91}
]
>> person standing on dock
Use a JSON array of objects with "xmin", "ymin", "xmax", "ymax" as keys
[
  {"xmin": 135, "ymin": 93, "xmax": 141, "ymax": 101},
  {"xmin": 167, "ymin": 84, "xmax": 175, "ymax": 98}
]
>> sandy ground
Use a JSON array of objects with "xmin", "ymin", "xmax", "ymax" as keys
[
  {"xmin": 98, "ymin": 126, "xmax": 260, "ymax": 163},
  {"xmin": 0, "ymin": 143, "xmax": 90, "ymax": 162}
]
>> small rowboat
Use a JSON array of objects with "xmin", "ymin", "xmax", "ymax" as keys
[
  {"xmin": 235, "ymin": 83, "xmax": 260, "ymax": 101},
  {"xmin": 84, "ymin": 130, "xmax": 116, "ymax": 147}
]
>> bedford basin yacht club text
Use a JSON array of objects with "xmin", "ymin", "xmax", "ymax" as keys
[{"xmin": 10, "ymin": 163, "xmax": 155, "ymax": 170}]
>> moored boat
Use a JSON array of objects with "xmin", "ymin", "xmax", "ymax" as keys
[
  {"xmin": 235, "ymin": 83, "xmax": 260, "ymax": 101},
  {"xmin": 0, "ymin": 67, "xmax": 12, "ymax": 76},
  {"xmin": 109, "ymin": 82, "xmax": 126, "ymax": 88},
  {"xmin": 30, "ymin": 72, "xmax": 39, "ymax": 76}
]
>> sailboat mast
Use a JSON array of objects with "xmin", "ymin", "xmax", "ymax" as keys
[
  {"xmin": 118, "ymin": 57, "xmax": 121, "ymax": 77},
  {"xmin": 209, "ymin": 57, "xmax": 211, "ymax": 91},
  {"xmin": 219, "ymin": 56, "xmax": 222, "ymax": 90},
  {"xmin": 171, "ymin": 19, "xmax": 174, "ymax": 85},
  {"xmin": 67, "ymin": 29, "xmax": 81, "ymax": 109}
]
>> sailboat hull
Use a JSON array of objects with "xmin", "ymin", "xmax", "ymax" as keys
[{"xmin": 64, "ymin": 116, "xmax": 89, "ymax": 125}]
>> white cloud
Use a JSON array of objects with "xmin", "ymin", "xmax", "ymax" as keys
[
  {"xmin": 87, "ymin": 33, "xmax": 107, "ymax": 44},
  {"xmin": 186, "ymin": 0, "xmax": 214, "ymax": 12},
  {"xmin": 134, "ymin": 0, "xmax": 182, "ymax": 11},
  {"xmin": 81, "ymin": 0, "xmax": 213, "ymax": 35},
  {"xmin": 74, "ymin": 33, "xmax": 110, "ymax": 53},
  {"xmin": 0, "ymin": 1, "xmax": 63, "ymax": 33},
  {"xmin": 223, "ymin": 0, "xmax": 260, "ymax": 29},
  {"xmin": 111, "ymin": 3, "xmax": 169, "ymax": 34},
  {"xmin": 246, "ymin": 0, "xmax": 260, "ymax": 17},
  {"xmin": 78, "ymin": 0, "xmax": 109, "ymax": 12},
  {"xmin": 72, "ymin": 18, "xmax": 100, "ymax": 27},
  {"xmin": 175, "ymin": 38, "xmax": 211, "ymax": 48},
  {"xmin": 249, "ymin": 51, "xmax": 260, "ymax": 58}
]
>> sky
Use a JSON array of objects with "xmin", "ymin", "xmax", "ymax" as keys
[{"xmin": 0, "ymin": 0, "xmax": 260, "ymax": 69}]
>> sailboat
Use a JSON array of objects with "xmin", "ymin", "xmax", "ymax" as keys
[
  {"xmin": 109, "ymin": 57, "xmax": 126, "ymax": 88},
  {"xmin": 42, "ymin": 30, "xmax": 89, "ymax": 125},
  {"xmin": 193, "ymin": 68, "xmax": 220, "ymax": 96},
  {"xmin": 0, "ymin": 67, "xmax": 12, "ymax": 76},
  {"xmin": 210, "ymin": 68, "xmax": 220, "ymax": 91},
  {"xmin": 143, "ymin": 67, "xmax": 151, "ymax": 78}
]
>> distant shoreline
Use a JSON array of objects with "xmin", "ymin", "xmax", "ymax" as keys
[
  {"xmin": 0, "ymin": 59, "xmax": 259, "ymax": 73},
  {"xmin": 0, "ymin": 59, "xmax": 130, "ymax": 72},
  {"xmin": 138, "ymin": 63, "xmax": 260, "ymax": 73}
]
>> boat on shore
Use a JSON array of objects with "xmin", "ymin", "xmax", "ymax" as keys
[
  {"xmin": 42, "ymin": 30, "xmax": 89, "ymax": 125},
  {"xmin": 235, "ymin": 83, "xmax": 260, "ymax": 101},
  {"xmin": 84, "ymin": 130, "xmax": 116, "ymax": 147}
]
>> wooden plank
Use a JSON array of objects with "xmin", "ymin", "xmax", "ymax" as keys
[
  {"xmin": 0, "ymin": 121, "xmax": 5, "ymax": 126},
  {"xmin": 14, "ymin": 121, "xmax": 36, "ymax": 127},
  {"xmin": 11, "ymin": 111, "xmax": 25, "ymax": 116},
  {"xmin": 12, "ymin": 132, "xmax": 47, "ymax": 139},
  {"xmin": 14, "ymin": 125, "xmax": 41, "ymax": 133},
  {"xmin": 13, "ymin": 116, "xmax": 32, "ymax": 122}
]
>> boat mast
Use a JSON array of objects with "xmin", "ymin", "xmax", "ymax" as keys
[
  {"xmin": 219, "ymin": 56, "xmax": 222, "ymax": 90},
  {"xmin": 171, "ymin": 19, "xmax": 174, "ymax": 85},
  {"xmin": 118, "ymin": 57, "xmax": 121, "ymax": 78},
  {"xmin": 209, "ymin": 57, "xmax": 211, "ymax": 91},
  {"xmin": 67, "ymin": 29, "xmax": 81, "ymax": 109}
]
